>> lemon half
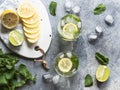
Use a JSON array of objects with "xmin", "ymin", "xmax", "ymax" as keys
[{"xmin": 1, "ymin": 10, "xmax": 19, "ymax": 29}]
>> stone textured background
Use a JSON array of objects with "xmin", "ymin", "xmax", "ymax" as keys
[{"xmin": 0, "ymin": 0, "xmax": 120, "ymax": 90}]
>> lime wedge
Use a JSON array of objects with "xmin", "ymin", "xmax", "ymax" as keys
[
  {"xmin": 62, "ymin": 23, "xmax": 78, "ymax": 39},
  {"xmin": 96, "ymin": 65, "xmax": 110, "ymax": 82},
  {"xmin": 58, "ymin": 58, "xmax": 73, "ymax": 73},
  {"xmin": 9, "ymin": 30, "xmax": 24, "ymax": 46}
]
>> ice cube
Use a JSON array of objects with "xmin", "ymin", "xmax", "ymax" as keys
[
  {"xmin": 77, "ymin": 22, "xmax": 82, "ymax": 28},
  {"xmin": 52, "ymin": 75, "xmax": 60, "ymax": 84},
  {"xmin": 88, "ymin": 33, "xmax": 98, "ymax": 42},
  {"xmin": 95, "ymin": 26, "xmax": 103, "ymax": 36},
  {"xmin": 72, "ymin": 6, "xmax": 80, "ymax": 15},
  {"xmin": 64, "ymin": 1, "xmax": 72, "ymax": 12},
  {"xmin": 42, "ymin": 74, "xmax": 53, "ymax": 83},
  {"xmin": 105, "ymin": 15, "xmax": 114, "ymax": 25},
  {"xmin": 61, "ymin": 20, "xmax": 65, "ymax": 27}
]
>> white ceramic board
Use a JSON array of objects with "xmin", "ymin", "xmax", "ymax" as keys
[{"xmin": 0, "ymin": 0, "xmax": 52, "ymax": 59}]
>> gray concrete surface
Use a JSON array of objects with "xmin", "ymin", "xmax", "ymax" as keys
[{"xmin": 0, "ymin": 0, "xmax": 120, "ymax": 90}]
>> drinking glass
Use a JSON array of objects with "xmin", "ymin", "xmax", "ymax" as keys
[
  {"xmin": 54, "ymin": 51, "xmax": 79, "ymax": 77},
  {"xmin": 57, "ymin": 14, "xmax": 82, "ymax": 41}
]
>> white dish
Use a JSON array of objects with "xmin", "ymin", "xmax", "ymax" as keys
[{"xmin": 0, "ymin": 0, "xmax": 52, "ymax": 59}]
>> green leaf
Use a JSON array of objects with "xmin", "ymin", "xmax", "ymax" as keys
[
  {"xmin": 49, "ymin": 1, "xmax": 57, "ymax": 16},
  {"xmin": 11, "ymin": 79, "xmax": 26, "ymax": 88},
  {"xmin": 0, "ymin": 49, "xmax": 35, "ymax": 89},
  {"xmin": 0, "ymin": 49, "xmax": 3, "ymax": 55},
  {"xmin": 0, "ymin": 75, "xmax": 8, "ymax": 85},
  {"xmin": 85, "ymin": 74, "xmax": 93, "ymax": 87},
  {"xmin": 94, "ymin": 3, "xmax": 106, "ymax": 15},
  {"xmin": 5, "ymin": 69, "xmax": 15, "ymax": 80},
  {"xmin": 95, "ymin": 52, "xmax": 109, "ymax": 65},
  {"xmin": 18, "ymin": 64, "xmax": 35, "ymax": 81}
]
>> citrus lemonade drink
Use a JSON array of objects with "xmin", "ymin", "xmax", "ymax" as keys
[
  {"xmin": 58, "ymin": 14, "xmax": 82, "ymax": 41},
  {"xmin": 54, "ymin": 51, "xmax": 79, "ymax": 77}
]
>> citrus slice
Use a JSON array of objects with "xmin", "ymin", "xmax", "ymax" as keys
[
  {"xmin": 27, "ymin": 36, "xmax": 39, "ymax": 43},
  {"xmin": 1, "ymin": 10, "xmax": 19, "ymax": 29},
  {"xmin": 23, "ymin": 26, "xmax": 40, "ymax": 34},
  {"xmin": 62, "ymin": 23, "xmax": 78, "ymax": 39},
  {"xmin": 58, "ymin": 58, "xmax": 73, "ymax": 73},
  {"xmin": 22, "ymin": 13, "xmax": 40, "ymax": 24},
  {"xmin": 24, "ymin": 31, "xmax": 40, "ymax": 39},
  {"xmin": 23, "ymin": 20, "xmax": 40, "ymax": 28},
  {"xmin": 96, "ymin": 65, "xmax": 110, "ymax": 82},
  {"xmin": 17, "ymin": 2, "xmax": 35, "ymax": 18},
  {"xmin": 9, "ymin": 30, "xmax": 24, "ymax": 46}
]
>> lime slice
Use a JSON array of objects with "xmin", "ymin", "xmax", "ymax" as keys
[
  {"xmin": 96, "ymin": 65, "xmax": 110, "ymax": 82},
  {"xmin": 9, "ymin": 30, "xmax": 24, "ymax": 46},
  {"xmin": 62, "ymin": 23, "xmax": 78, "ymax": 39},
  {"xmin": 58, "ymin": 58, "xmax": 73, "ymax": 73},
  {"xmin": 1, "ymin": 10, "xmax": 19, "ymax": 29}
]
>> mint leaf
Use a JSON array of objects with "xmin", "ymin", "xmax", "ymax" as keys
[
  {"xmin": 0, "ymin": 75, "xmax": 8, "ymax": 86},
  {"xmin": 85, "ymin": 74, "xmax": 93, "ymax": 87},
  {"xmin": 5, "ymin": 69, "xmax": 15, "ymax": 80},
  {"xmin": 0, "ymin": 49, "xmax": 36, "ymax": 89},
  {"xmin": 11, "ymin": 79, "xmax": 26, "ymax": 88},
  {"xmin": 49, "ymin": 1, "xmax": 57, "ymax": 16},
  {"xmin": 94, "ymin": 3, "xmax": 106, "ymax": 15},
  {"xmin": 0, "ymin": 49, "xmax": 3, "ymax": 55},
  {"xmin": 95, "ymin": 52, "xmax": 109, "ymax": 65},
  {"xmin": 18, "ymin": 64, "xmax": 35, "ymax": 81}
]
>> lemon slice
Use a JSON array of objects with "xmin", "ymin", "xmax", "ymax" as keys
[
  {"xmin": 17, "ymin": 2, "xmax": 35, "ymax": 18},
  {"xmin": 23, "ymin": 20, "xmax": 40, "ymax": 28},
  {"xmin": 24, "ymin": 31, "xmax": 40, "ymax": 39},
  {"xmin": 58, "ymin": 58, "xmax": 73, "ymax": 73},
  {"xmin": 96, "ymin": 65, "xmax": 110, "ymax": 82},
  {"xmin": 27, "ymin": 36, "xmax": 39, "ymax": 43},
  {"xmin": 23, "ymin": 26, "xmax": 40, "ymax": 34},
  {"xmin": 1, "ymin": 10, "xmax": 19, "ymax": 29},
  {"xmin": 62, "ymin": 23, "xmax": 78, "ymax": 39},
  {"xmin": 22, "ymin": 13, "xmax": 40, "ymax": 24},
  {"xmin": 9, "ymin": 30, "xmax": 24, "ymax": 46}
]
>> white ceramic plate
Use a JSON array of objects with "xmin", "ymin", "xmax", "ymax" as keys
[{"xmin": 0, "ymin": 0, "xmax": 52, "ymax": 59}]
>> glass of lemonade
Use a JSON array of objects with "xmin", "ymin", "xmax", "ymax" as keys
[
  {"xmin": 54, "ymin": 51, "xmax": 79, "ymax": 77},
  {"xmin": 58, "ymin": 14, "xmax": 82, "ymax": 41}
]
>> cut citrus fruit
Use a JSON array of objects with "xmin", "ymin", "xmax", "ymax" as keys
[
  {"xmin": 27, "ymin": 36, "xmax": 39, "ymax": 43},
  {"xmin": 58, "ymin": 58, "xmax": 73, "ymax": 73},
  {"xmin": 17, "ymin": 2, "xmax": 35, "ymax": 18},
  {"xmin": 23, "ymin": 20, "xmax": 40, "ymax": 28},
  {"xmin": 62, "ymin": 23, "xmax": 78, "ymax": 39},
  {"xmin": 22, "ymin": 13, "xmax": 39, "ymax": 24},
  {"xmin": 1, "ymin": 10, "xmax": 19, "ymax": 29},
  {"xmin": 23, "ymin": 26, "xmax": 40, "ymax": 34},
  {"xmin": 9, "ymin": 30, "xmax": 24, "ymax": 46},
  {"xmin": 24, "ymin": 31, "xmax": 40, "ymax": 39},
  {"xmin": 96, "ymin": 65, "xmax": 110, "ymax": 82}
]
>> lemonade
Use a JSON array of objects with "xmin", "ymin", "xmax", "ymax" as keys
[
  {"xmin": 58, "ymin": 14, "xmax": 82, "ymax": 41},
  {"xmin": 54, "ymin": 51, "xmax": 79, "ymax": 77}
]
